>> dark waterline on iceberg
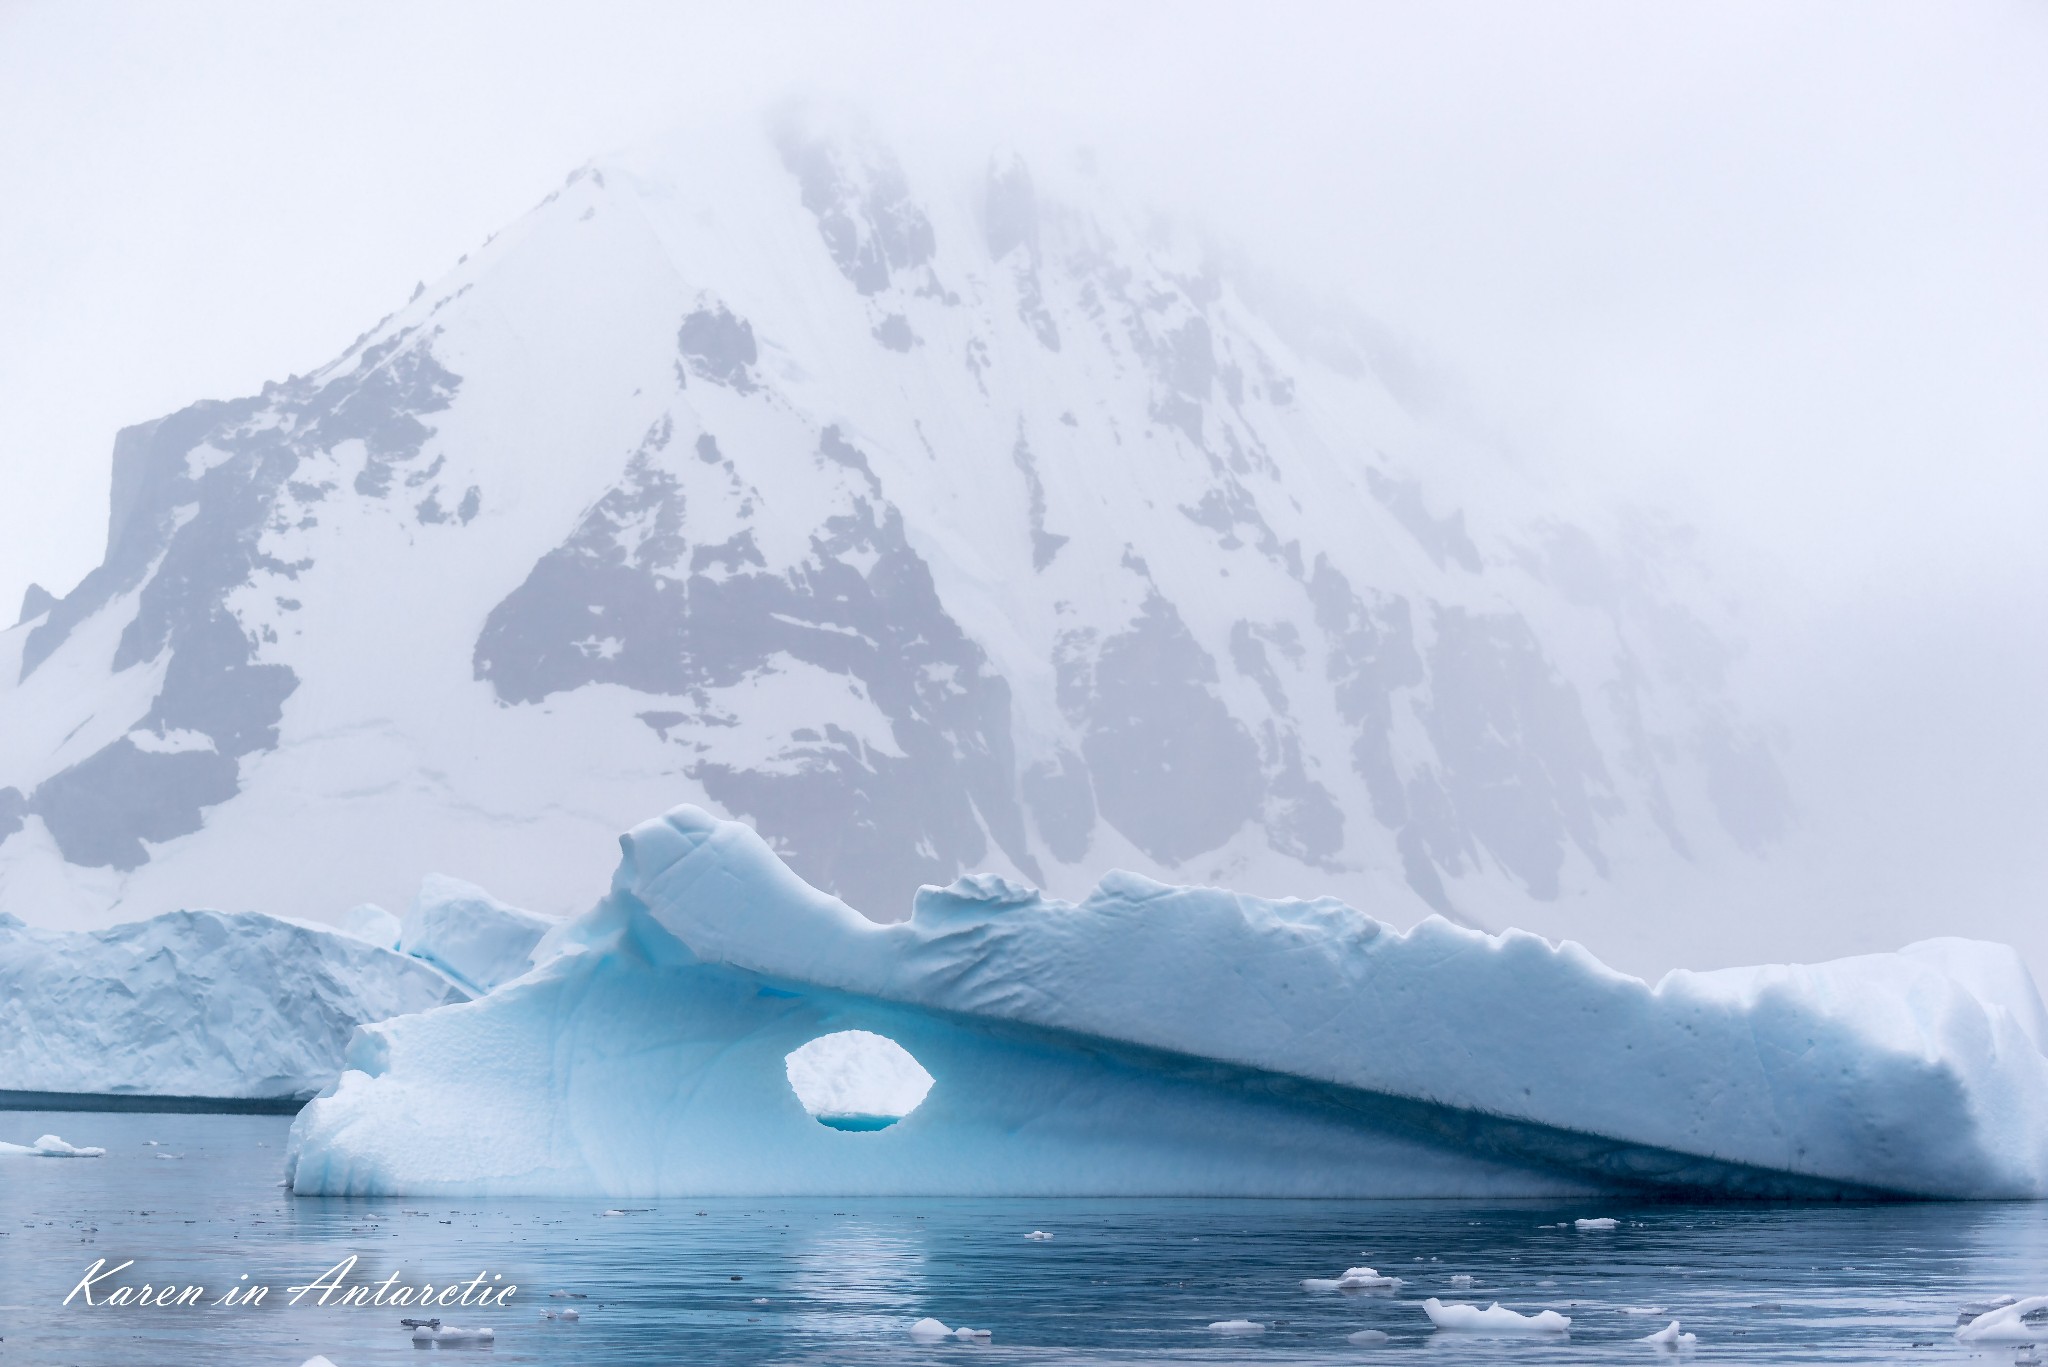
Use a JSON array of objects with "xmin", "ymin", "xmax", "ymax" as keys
[
  {"xmin": 0, "ymin": 1088, "xmax": 307, "ymax": 1114},
  {"xmin": 2, "ymin": 1112, "xmax": 2044, "ymax": 1365}
]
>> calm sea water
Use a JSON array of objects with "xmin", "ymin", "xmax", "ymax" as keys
[{"xmin": 2, "ymin": 1110, "xmax": 2045, "ymax": 1365}]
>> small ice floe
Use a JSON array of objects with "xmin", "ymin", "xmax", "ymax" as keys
[
  {"xmin": 403, "ymin": 1317, "xmax": 494, "ymax": 1345},
  {"xmin": 909, "ymin": 1316, "xmax": 990, "ymax": 1341},
  {"xmin": 0, "ymin": 1134, "xmax": 106, "ymax": 1158},
  {"xmin": 1208, "ymin": 1319, "xmax": 1266, "ymax": 1334},
  {"xmin": 1303, "ymin": 1266, "xmax": 1402, "ymax": 1292},
  {"xmin": 144, "ymin": 1139, "xmax": 163, "ymax": 1146},
  {"xmin": 301, "ymin": 1358, "xmax": 340, "ymax": 1367},
  {"xmin": 154, "ymin": 1152, "xmax": 183, "ymax": 1160},
  {"xmin": 1955, "ymin": 1294, "xmax": 2048, "ymax": 1343},
  {"xmin": 1422, "ymin": 1298, "xmax": 1570, "ymax": 1334},
  {"xmin": 547, "ymin": 1290, "xmax": 588, "ymax": 1299},
  {"xmin": 1957, "ymin": 1295, "xmax": 2020, "ymax": 1325},
  {"xmin": 1621, "ymin": 1305, "xmax": 1668, "ymax": 1316},
  {"xmin": 1449, "ymin": 1274, "xmax": 1475, "ymax": 1286},
  {"xmin": 1347, "ymin": 1328, "xmax": 1391, "ymax": 1345},
  {"xmin": 601, "ymin": 1209, "xmax": 627, "ymax": 1217},
  {"xmin": 1025, "ymin": 1230, "xmax": 1054, "ymax": 1240},
  {"xmin": 540, "ymin": 1307, "xmax": 580, "ymax": 1322},
  {"xmin": 1574, "ymin": 1217, "xmax": 1619, "ymax": 1231},
  {"xmin": 1641, "ymin": 1320, "xmax": 1698, "ymax": 1349}
]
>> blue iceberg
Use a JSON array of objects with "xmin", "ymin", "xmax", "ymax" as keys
[{"xmin": 286, "ymin": 807, "xmax": 2048, "ymax": 1199}]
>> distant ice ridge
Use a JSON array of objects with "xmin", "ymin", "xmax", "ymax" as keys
[
  {"xmin": 0, "ymin": 908, "xmax": 465, "ymax": 1100},
  {"xmin": 395, "ymin": 874, "xmax": 561, "ymax": 995},
  {"xmin": 286, "ymin": 806, "xmax": 2048, "ymax": 1199}
]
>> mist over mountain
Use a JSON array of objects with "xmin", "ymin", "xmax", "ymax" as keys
[{"xmin": 0, "ymin": 108, "xmax": 1788, "ymax": 943}]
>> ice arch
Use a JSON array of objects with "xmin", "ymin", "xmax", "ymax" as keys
[{"xmin": 285, "ymin": 806, "xmax": 2048, "ymax": 1200}]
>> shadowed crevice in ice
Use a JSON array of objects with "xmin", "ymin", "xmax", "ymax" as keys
[{"xmin": 285, "ymin": 806, "xmax": 2048, "ymax": 1200}]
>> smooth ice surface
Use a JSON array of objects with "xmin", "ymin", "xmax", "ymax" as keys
[
  {"xmin": 289, "ymin": 806, "xmax": 2048, "ymax": 1198},
  {"xmin": 0, "ymin": 908, "xmax": 465, "ymax": 1099},
  {"xmin": 399, "ymin": 873, "xmax": 560, "ymax": 994},
  {"xmin": 1424, "ymin": 1299, "xmax": 1571, "ymax": 1333}
]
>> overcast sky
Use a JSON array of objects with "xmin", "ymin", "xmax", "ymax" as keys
[{"xmin": 3, "ymin": 0, "xmax": 2045, "ymax": 959}]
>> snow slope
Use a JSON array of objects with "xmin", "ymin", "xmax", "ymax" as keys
[
  {"xmin": 285, "ymin": 806, "xmax": 2048, "ymax": 1198},
  {"xmin": 0, "ymin": 909, "xmax": 465, "ymax": 1100},
  {"xmin": 0, "ymin": 107, "xmax": 1787, "ymax": 954}
]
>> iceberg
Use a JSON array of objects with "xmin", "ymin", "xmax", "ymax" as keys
[
  {"xmin": 287, "ymin": 806, "xmax": 2048, "ymax": 1198},
  {"xmin": 0, "ymin": 908, "xmax": 465, "ymax": 1102},
  {"xmin": 399, "ymin": 874, "xmax": 560, "ymax": 995}
]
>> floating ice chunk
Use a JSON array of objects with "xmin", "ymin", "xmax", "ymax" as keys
[
  {"xmin": 0, "ymin": 1134, "xmax": 105, "ymax": 1157},
  {"xmin": 1347, "ymin": 1328, "xmax": 1391, "ymax": 1345},
  {"xmin": 1423, "ymin": 1299, "xmax": 1570, "ymax": 1334},
  {"xmin": 909, "ymin": 1317, "xmax": 952, "ymax": 1339},
  {"xmin": 1957, "ymin": 1295, "xmax": 2018, "ymax": 1324},
  {"xmin": 1449, "ymin": 1274, "xmax": 1475, "ymax": 1286},
  {"xmin": 300, "ymin": 1358, "xmax": 340, "ymax": 1367},
  {"xmin": 1956, "ymin": 1294, "xmax": 2048, "ymax": 1343},
  {"xmin": 547, "ymin": 1290, "xmax": 587, "ymax": 1299},
  {"xmin": 1025, "ymin": 1230, "xmax": 1054, "ymax": 1240},
  {"xmin": 410, "ymin": 1323, "xmax": 494, "ymax": 1345},
  {"xmin": 1641, "ymin": 1320, "xmax": 1698, "ymax": 1348},
  {"xmin": 954, "ymin": 1326, "xmax": 992, "ymax": 1340},
  {"xmin": 1621, "ymin": 1305, "xmax": 1668, "ymax": 1315},
  {"xmin": 1304, "ymin": 1266, "xmax": 1402, "ymax": 1291},
  {"xmin": 1208, "ymin": 1319, "xmax": 1266, "ymax": 1333},
  {"xmin": 1575, "ymin": 1217, "xmax": 1619, "ymax": 1230}
]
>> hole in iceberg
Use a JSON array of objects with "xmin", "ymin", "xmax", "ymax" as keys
[{"xmin": 784, "ymin": 1030, "xmax": 934, "ymax": 1131}]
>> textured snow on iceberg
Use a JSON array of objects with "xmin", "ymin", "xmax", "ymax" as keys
[
  {"xmin": 0, "ymin": 908, "xmax": 465, "ymax": 1101},
  {"xmin": 287, "ymin": 806, "xmax": 2048, "ymax": 1198}
]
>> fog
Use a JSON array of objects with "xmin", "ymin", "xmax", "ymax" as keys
[{"xmin": 2, "ymin": 1, "xmax": 2043, "ymax": 972}]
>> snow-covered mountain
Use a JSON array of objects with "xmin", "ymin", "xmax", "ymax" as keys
[{"xmin": 0, "ymin": 108, "xmax": 1788, "ymax": 936}]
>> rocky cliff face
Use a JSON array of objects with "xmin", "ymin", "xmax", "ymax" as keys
[{"xmin": 0, "ymin": 109, "xmax": 1787, "ymax": 931}]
